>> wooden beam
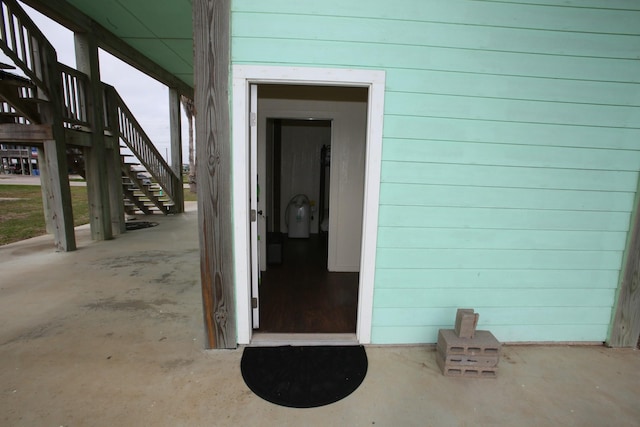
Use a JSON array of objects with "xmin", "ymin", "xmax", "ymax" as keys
[
  {"xmin": 64, "ymin": 128, "xmax": 92, "ymax": 147},
  {"xmin": 75, "ymin": 31, "xmax": 112, "ymax": 241},
  {"xmin": 608, "ymin": 177, "xmax": 640, "ymax": 347},
  {"xmin": 194, "ymin": 0, "xmax": 236, "ymax": 349},
  {"xmin": 36, "ymin": 146, "xmax": 53, "ymax": 234},
  {"xmin": 21, "ymin": 0, "xmax": 193, "ymax": 98},
  {"xmin": 0, "ymin": 123, "xmax": 51, "ymax": 143},
  {"xmin": 169, "ymin": 87, "xmax": 184, "ymax": 213},
  {"xmin": 106, "ymin": 141, "xmax": 125, "ymax": 235},
  {"xmin": 38, "ymin": 47, "xmax": 76, "ymax": 251},
  {"xmin": 41, "ymin": 137, "xmax": 76, "ymax": 251},
  {"xmin": 102, "ymin": 89, "xmax": 125, "ymax": 234}
]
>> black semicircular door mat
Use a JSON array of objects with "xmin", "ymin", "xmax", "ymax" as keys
[{"xmin": 241, "ymin": 345, "xmax": 368, "ymax": 408}]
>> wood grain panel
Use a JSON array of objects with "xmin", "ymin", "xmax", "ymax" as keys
[
  {"xmin": 608, "ymin": 178, "xmax": 640, "ymax": 347},
  {"xmin": 194, "ymin": 0, "xmax": 236, "ymax": 349}
]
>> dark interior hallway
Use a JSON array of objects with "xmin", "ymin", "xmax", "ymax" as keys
[{"xmin": 257, "ymin": 234, "xmax": 359, "ymax": 333}]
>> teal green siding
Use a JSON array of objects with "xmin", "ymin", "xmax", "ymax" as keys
[{"xmin": 232, "ymin": 0, "xmax": 640, "ymax": 343}]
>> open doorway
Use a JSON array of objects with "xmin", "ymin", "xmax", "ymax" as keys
[
  {"xmin": 253, "ymin": 85, "xmax": 368, "ymax": 336},
  {"xmin": 232, "ymin": 65, "xmax": 386, "ymax": 345},
  {"xmin": 258, "ymin": 118, "xmax": 359, "ymax": 333}
]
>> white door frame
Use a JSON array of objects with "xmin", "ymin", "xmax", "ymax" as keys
[{"xmin": 232, "ymin": 65, "xmax": 386, "ymax": 345}]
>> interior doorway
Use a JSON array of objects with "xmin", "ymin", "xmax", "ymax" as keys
[
  {"xmin": 258, "ymin": 117, "xmax": 359, "ymax": 333},
  {"xmin": 253, "ymin": 85, "xmax": 368, "ymax": 336}
]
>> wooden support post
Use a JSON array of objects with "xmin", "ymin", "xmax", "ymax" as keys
[
  {"xmin": 106, "ymin": 135, "xmax": 125, "ymax": 234},
  {"xmin": 37, "ymin": 47, "xmax": 76, "ymax": 251},
  {"xmin": 41, "ymin": 137, "xmax": 76, "ymax": 251},
  {"xmin": 74, "ymin": 31, "xmax": 112, "ymax": 241},
  {"xmin": 169, "ymin": 87, "xmax": 184, "ymax": 213},
  {"xmin": 103, "ymin": 87, "xmax": 125, "ymax": 234},
  {"xmin": 194, "ymin": 0, "xmax": 236, "ymax": 349},
  {"xmin": 608, "ymin": 176, "xmax": 640, "ymax": 347},
  {"xmin": 36, "ymin": 146, "xmax": 53, "ymax": 234}
]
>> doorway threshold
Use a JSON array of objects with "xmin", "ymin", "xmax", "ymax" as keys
[{"xmin": 249, "ymin": 332, "xmax": 358, "ymax": 347}]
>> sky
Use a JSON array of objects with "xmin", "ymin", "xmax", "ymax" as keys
[{"xmin": 2, "ymin": 3, "xmax": 191, "ymax": 164}]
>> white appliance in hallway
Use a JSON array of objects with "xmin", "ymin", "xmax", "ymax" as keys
[{"xmin": 286, "ymin": 194, "xmax": 311, "ymax": 238}]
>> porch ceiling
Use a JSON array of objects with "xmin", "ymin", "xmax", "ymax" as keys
[
  {"xmin": 21, "ymin": 0, "xmax": 194, "ymax": 92},
  {"xmin": 67, "ymin": 0, "xmax": 193, "ymax": 87}
]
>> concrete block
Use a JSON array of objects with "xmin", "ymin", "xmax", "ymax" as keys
[
  {"xmin": 437, "ymin": 347, "xmax": 499, "ymax": 367},
  {"xmin": 437, "ymin": 329, "xmax": 501, "ymax": 356},
  {"xmin": 436, "ymin": 351, "xmax": 498, "ymax": 378},
  {"xmin": 455, "ymin": 308, "xmax": 479, "ymax": 338}
]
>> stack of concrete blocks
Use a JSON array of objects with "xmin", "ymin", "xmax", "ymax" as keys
[{"xmin": 436, "ymin": 309, "xmax": 501, "ymax": 378}]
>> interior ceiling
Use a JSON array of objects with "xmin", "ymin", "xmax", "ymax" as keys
[{"xmin": 67, "ymin": 0, "xmax": 194, "ymax": 87}]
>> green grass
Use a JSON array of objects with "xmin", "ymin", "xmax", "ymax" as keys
[
  {"xmin": 184, "ymin": 188, "xmax": 197, "ymax": 202},
  {"xmin": 0, "ymin": 185, "xmax": 89, "ymax": 246}
]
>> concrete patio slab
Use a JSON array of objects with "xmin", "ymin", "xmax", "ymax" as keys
[{"xmin": 0, "ymin": 203, "xmax": 638, "ymax": 426}]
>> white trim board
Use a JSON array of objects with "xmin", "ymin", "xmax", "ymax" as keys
[{"xmin": 232, "ymin": 65, "xmax": 386, "ymax": 345}]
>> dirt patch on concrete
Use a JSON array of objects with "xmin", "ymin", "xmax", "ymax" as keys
[{"xmin": 83, "ymin": 297, "xmax": 186, "ymax": 319}]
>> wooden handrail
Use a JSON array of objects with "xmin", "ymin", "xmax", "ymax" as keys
[
  {"xmin": 0, "ymin": 100, "xmax": 28, "ymax": 124},
  {"xmin": 59, "ymin": 63, "xmax": 90, "ymax": 129},
  {"xmin": 0, "ymin": 0, "xmax": 179, "ymax": 213},
  {"xmin": 0, "ymin": 0, "xmax": 54, "ymax": 98},
  {"xmin": 104, "ymin": 84, "xmax": 179, "ymax": 207}
]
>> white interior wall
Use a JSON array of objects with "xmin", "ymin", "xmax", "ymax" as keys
[
  {"xmin": 258, "ymin": 87, "xmax": 367, "ymax": 272},
  {"xmin": 279, "ymin": 120, "xmax": 331, "ymax": 234}
]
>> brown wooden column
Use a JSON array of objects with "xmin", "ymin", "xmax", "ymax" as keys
[
  {"xmin": 36, "ymin": 146, "xmax": 53, "ymax": 234},
  {"xmin": 106, "ymin": 137, "xmax": 125, "ymax": 235},
  {"xmin": 608, "ymin": 179, "xmax": 640, "ymax": 347},
  {"xmin": 169, "ymin": 87, "xmax": 184, "ymax": 214},
  {"xmin": 193, "ymin": 0, "xmax": 236, "ymax": 349},
  {"xmin": 39, "ymin": 49, "xmax": 76, "ymax": 251},
  {"xmin": 74, "ymin": 31, "xmax": 113, "ymax": 241},
  {"xmin": 103, "ymin": 86, "xmax": 126, "ymax": 234}
]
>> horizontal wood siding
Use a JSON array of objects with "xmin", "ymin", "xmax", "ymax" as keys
[{"xmin": 231, "ymin": 0, "xmax": 640, "ymax": 343}]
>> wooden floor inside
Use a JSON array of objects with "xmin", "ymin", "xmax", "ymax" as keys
[{"xmin": 257, "ymin": 234, "xmax": 359, "ymax": 333}]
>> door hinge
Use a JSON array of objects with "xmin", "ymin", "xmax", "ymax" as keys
[
  {"xmin": 250, "ymin": 112, "xmax": 257, "ymax": 127},
  {"xmin": 252, "ymin": 297, "xmax": 258, "ymax": 309}
]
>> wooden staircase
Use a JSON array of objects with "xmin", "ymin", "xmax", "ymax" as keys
[
  {"xmin": 121, "ymin": 153, "xmax": 176, "ymax": 215},
  {"xmin": 0, "ymin": 0, "xmax": 181, "ymax": 216},
  {"xmin": 0, "ymin": 68, "xmax": 41, "ymax": 124},
  {"xmin": 106, "ymin": 85, "xmax": 180, "ymax": 215}
]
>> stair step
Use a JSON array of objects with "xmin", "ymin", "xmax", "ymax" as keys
[
  {"xmin": 0, "ymin": 77, "xmax": 35, "ymax": 88},
  {"xmin": 18, "ymin": 97, "xmax": 47, "ymax": 103}
]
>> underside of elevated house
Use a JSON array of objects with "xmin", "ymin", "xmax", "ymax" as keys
[
  {"xmin": 0, "ymin": 0, "xmax": 188, "ymax": 252},
  {"xmin": 2, "ymin": 0, "xmax": 639, "ymax": 352}
]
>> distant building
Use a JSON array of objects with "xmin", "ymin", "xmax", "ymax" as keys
[{"xmin": 0, "ymin": 144, "xmax": 38, "ymax": 175}]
